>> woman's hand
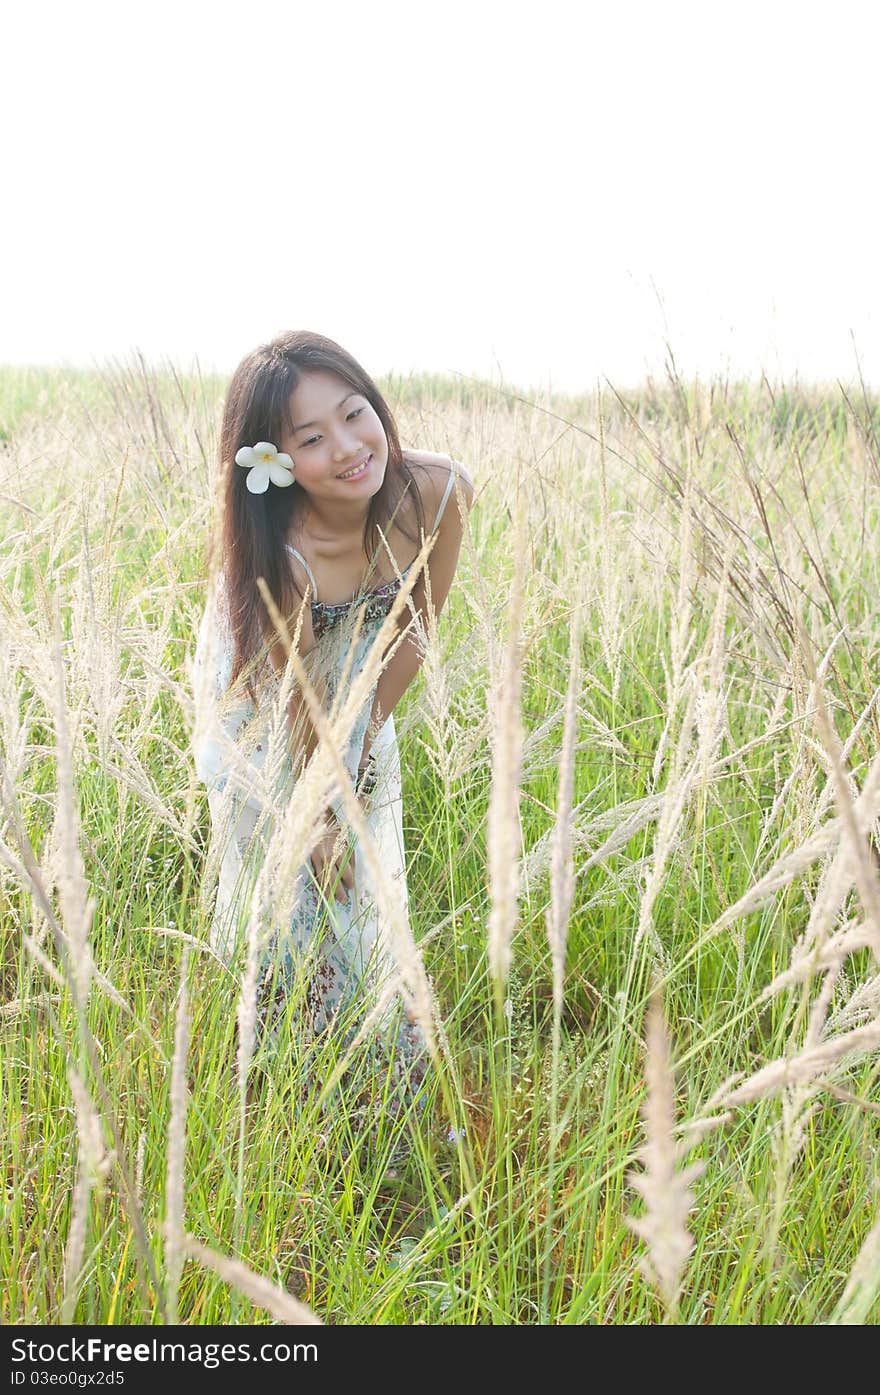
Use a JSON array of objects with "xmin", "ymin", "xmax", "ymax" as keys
[{"xmin": 310, "ymin": 816, "xmax": 356, "ymax": 905}]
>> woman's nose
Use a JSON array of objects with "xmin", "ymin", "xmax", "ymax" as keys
[{"xmin": 333, "ymin": 430, "xmax": 361, "ymax": 460}]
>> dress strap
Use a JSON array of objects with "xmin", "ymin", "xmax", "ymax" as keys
[
  {"xmin": 284, "ymin": 544, "xmax": 319, "ymax": 601},
  {"xmin": 429, "ymin": 460, "xmax": 457, "ymax": 536}
]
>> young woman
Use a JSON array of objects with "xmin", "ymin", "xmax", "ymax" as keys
[{"xmin": 192, "ymin": 330, "xmax": 474, "ymax": 1116}]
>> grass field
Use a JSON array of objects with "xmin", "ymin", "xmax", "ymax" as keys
[{"xmin": 1, "ymin": 355, "xmax": 879, "ymax": 1324}]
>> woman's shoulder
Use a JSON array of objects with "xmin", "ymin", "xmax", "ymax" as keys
[{"xmin": 402, "ymin": 450, "xmax": 475, "ymax": 513}]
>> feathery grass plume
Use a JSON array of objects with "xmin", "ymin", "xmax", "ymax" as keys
[
  {"xmin": 767, "ymin": 1079, "xmax": 821, "ymax": 1263},
  {"xmin": 49, "ymin": 616, "xmax": 96, "ymax": 1011},
  {"xmin": 704, "ymin": 820, "xmax": 842, "ymax": 940},
  {"xmin": 539, "ymin": 597, "xmax": 582, "ymax": 1321},
  {"xmin": 712, "ymin": 1014, "xmax": 880, "ymax": 1109},
  {"xmin": 67, "ymin": 520, "xmax": 126, "ymax": 764},
  {"xmin": 61, "ymin": 1063, "xmax": 112, "ymax": 1323},
  {"xmin": 60, "ymin": 1162, "xmax": 90, "ymax": 1323},
  {"xmin": 694, "ymin": 540, "xmax": 732, "ymax": 819},
  {"xmin": 0, "ymin": 658, "xmax": 35, "ymax": 797},
  {"xmin": 830, "ymin": 1196, "xmax": 880, "ymax": 1324},
  {"xmin": 627, "ymin": 979, "xmax": 704, "ymax": 1320},
  {"xmin": 486, "ymin": 498, "xmax": 527, "ymax": 1003},
  {"xmin": 796, "ymin": 614, "xmax": 880, "ymax": 959},
  {"xmin": 828, "ymin": 966, "xmax": 880, "ymax": 1033},
  {"xmin": 410, "ymin": 522, "xmax": 456, "ymax": 796},
  {"xmin": 651, "ymin": 472, "xmax": 695, "ymax": 793},
  {"xmin": 545, "ymin": 604, "xmax": 582, "ymax": 1020},
  {"xmin": 182, "ymin": 1235, "xmax": 320, "ymax": 1325},
  {"xmin": 164, "ymin": 946, "xmax": 190, "ymax": 1325},
  {"xmin": 809, "ymin": 635, "xmax": 879, "ymax": 825},
  {"xmin": 758, "ymin": 922, "xmax": 873, "ymax": 1001},
  {"xmin": 579, "ymin": 793, "xmax": 666, "ymax": 868},
  {"xmin": 135, "ymin": 1130, "xmax": 147, "ymax": 1214},
  {"xmin": 804, "ymin": 958, "xmax": 846, "ymax": 1050},
  {"xmin": 809, "ymin": 748, "xmax": 880, "ymax": 939},
  {"xmin": 0, "ymin": 991, "xmax": 61, "ymax": 1021},
  {"xmin": 101, "ymin": 734, "xmax": 200, "ymax": 853},
  {"xmin": 595, "ymin": 385, "xmax": 623, "ymax": 701},
  {"xmin": 633, "ymin": 673, "xmax": 699, "ymax": 962}
]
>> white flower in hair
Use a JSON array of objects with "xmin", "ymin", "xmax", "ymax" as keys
[{"xmin": 234, "ymin": 442, "xmax": 295, "ymax": 494}]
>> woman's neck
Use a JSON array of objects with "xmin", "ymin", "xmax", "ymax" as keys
[
  {"xmin": 294, "ymin": 491, "xmax": 371, "ymax": 546},
  {"xmin": 290, "ymin": 497, "xmax": 370, "ymax": 555}
]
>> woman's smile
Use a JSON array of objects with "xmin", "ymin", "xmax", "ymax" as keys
[{"xmin": 336, "ymin": 453, "xmax": 372, "ymax": 482}]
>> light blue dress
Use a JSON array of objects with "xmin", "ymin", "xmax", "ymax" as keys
[{"xmin": 192, "ymin": 465, "xmax": 457, "ymax": 1104}]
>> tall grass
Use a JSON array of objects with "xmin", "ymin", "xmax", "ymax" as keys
[{"xmin": 1, "ymin": 354, "xmax": 879, "ymax": 1323}]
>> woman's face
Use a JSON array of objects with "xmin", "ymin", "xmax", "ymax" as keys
[{"xmin": 280, "ymin": 369, "xmax": 389, "ymax": 513}]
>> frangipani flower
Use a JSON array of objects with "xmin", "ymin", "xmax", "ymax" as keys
[{"xmin": 234, "ymin": 442, "xmax": 295, "ymax": 494}]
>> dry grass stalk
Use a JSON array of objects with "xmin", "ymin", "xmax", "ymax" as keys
[
  {"xmin": 579, "ymin": 793, "xmax": 665, "ymax": 868},
  {"xmin": 182, "ymin": 1235, "xmax": 320, "ymax": 1325},
  {"xmin": 627, "ymin": 980, "xmax": 703, "ymax": 1318},
  {"xmin": 21, "ymin": 932, "xmax": 66, "ymax": 989},
  {"xmin": 61, "ymin": 1063, "xmax": 111, "ymax": 1323},
  {"xmin": 486, "ymin": 499, "xmax": 527, "ymax": 997},
  {"xmin": 0, "ymin": 658, "xmax": 36, "ymax": 796},
  {"xmin": 816, "ymin": 1079, "xmax": 880, "ymax": 1118},
  {"xmin": 769, "ymin": 1082, "xmax": 821, "ymax": 1243},
  {"xmin": 545, "ymin": 604, "xmax": 581, "ymax": 1019},
  {"xmin": 21, "ymin": 925, "xmax": 136, "ymax": 1019},
  {"xmin": 164, "ymin": 947, "xmax": 191, "ymax": 1324}
]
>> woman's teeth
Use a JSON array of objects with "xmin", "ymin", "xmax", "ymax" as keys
[{"xmin": 337, "ymin": 456, "xmax": 370, "ymax": 480}]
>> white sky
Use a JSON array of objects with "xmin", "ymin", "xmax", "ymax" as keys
[{"xmin": 4, "ymin": 0, "xmax": 878, "ymax": 392}]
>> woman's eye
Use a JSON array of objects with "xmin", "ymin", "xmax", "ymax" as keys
[{"xmin": 302, "ymin": 408, "xmax": 363, "ymax": 447}]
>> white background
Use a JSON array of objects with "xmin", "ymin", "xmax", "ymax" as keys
[{"xmin": 4, "ymin": 0, "xmax": 878, "ymax": 391}]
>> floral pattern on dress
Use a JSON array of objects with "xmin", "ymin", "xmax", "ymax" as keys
[{"xmin": 309, "ymin": 569, "xmax": 411, "ymax": 641}]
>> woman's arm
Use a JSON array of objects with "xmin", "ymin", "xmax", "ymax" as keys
[{"xmin": 358, "ymin": 458, "xmax": 475, "ymax": 773}]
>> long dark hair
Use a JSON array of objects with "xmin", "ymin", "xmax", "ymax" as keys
[{"xmin": 207, "ymin": 330, "xmax": 426, "ymax": 707}]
